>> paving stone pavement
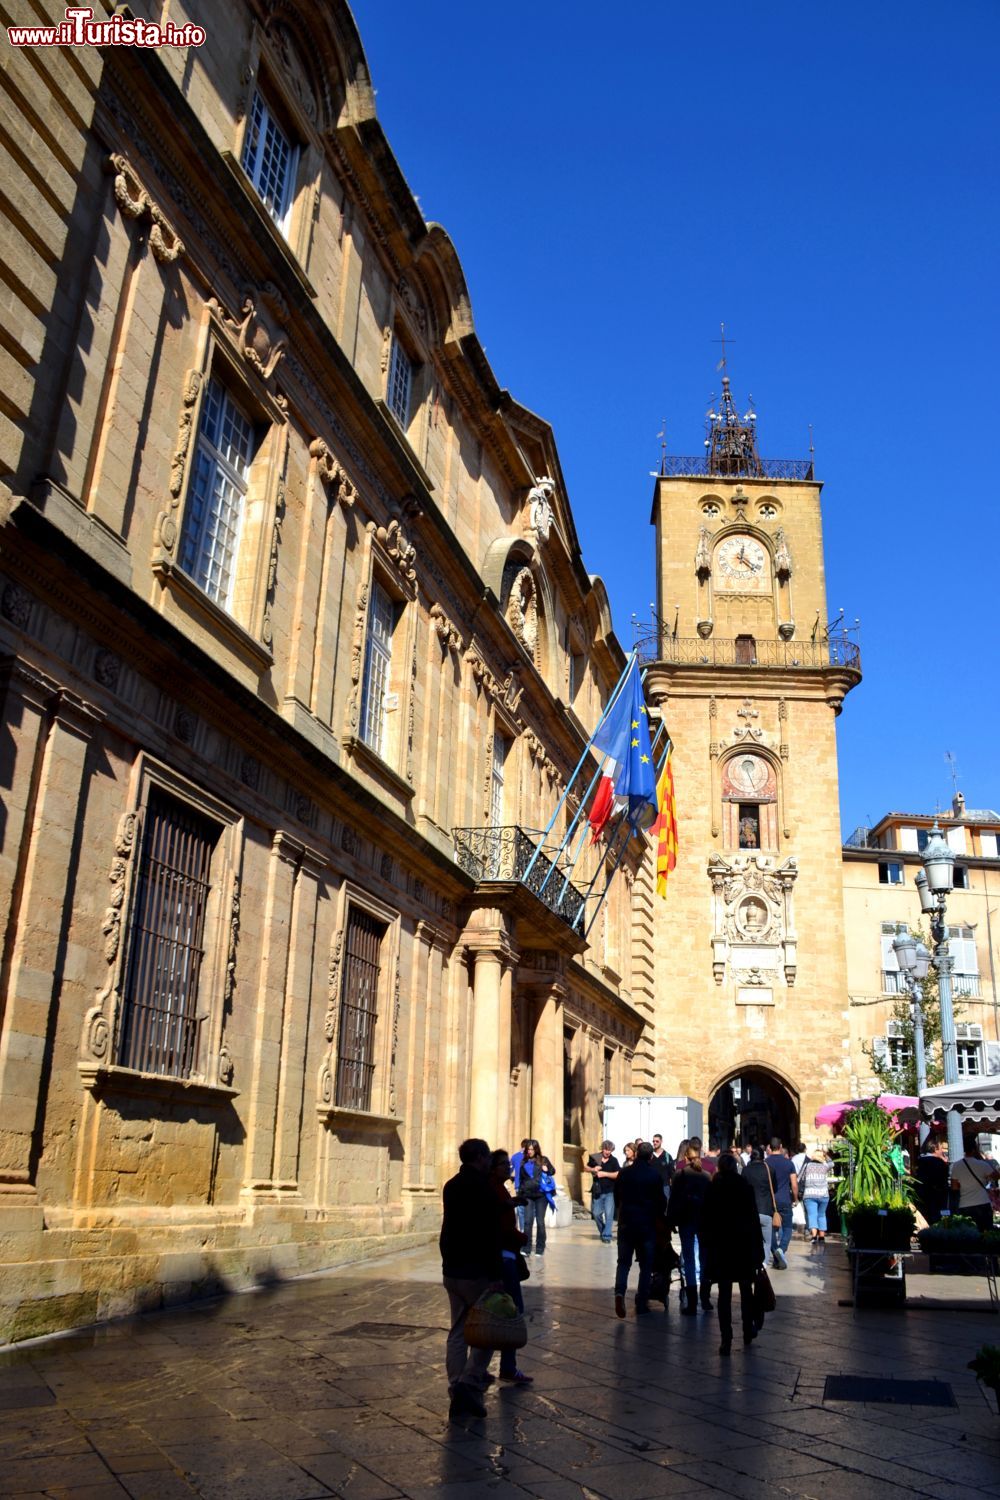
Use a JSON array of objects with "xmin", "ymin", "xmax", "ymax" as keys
[{"xmin": 1, "ymin": 1220, "xmax": 999, "ymax": 1499}]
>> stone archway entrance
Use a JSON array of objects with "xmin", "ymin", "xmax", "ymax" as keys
[{"xmin": 709, "ymin": 1067, "xmax": 799, "ymax": 1151}]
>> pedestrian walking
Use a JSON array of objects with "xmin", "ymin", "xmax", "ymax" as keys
[
  {"xmin": 614, "ymin": 1141, "xmax": 665, "ymax": 1317},
  {"xmin": 741, "ymin": 1145, "xmax": 778, "ymax": 1258},
  {"xmin": 583, "ymin": 1140, "xmax": 620, "ymax": 1242},
  {"xmin": 440, "ymin": 1138, "xmax": 503, "ymax": 1419},
  {"xmin": 621, "ymin": 1141, "xmax": 638, "ymax": 1169},
  {"xmin": 799, "ymin": 1147, "xmax": 833, "ymax": 1247},
  {"xmin": 700, "ymin": 1152, "xmax": 765, "ymax": 1354},
  {"xmin": 517, "ymin": 1141, "xmax": 556, "ymax": 1257},
  {"xmin": 690, "ymin": 1136, "xmax": 717, "ymax": 1176},
  {"xmin": 914, "ymin": 1135, "xmax": 950, "ymax": 1226},
  {"xmin": 667, "ymin": 1143, "xmax": 711, "ymax": 1313},
  {"xmin": 951, "ymin": 1136, "xmax": 999, "ymax": 1233},
  {"xmin": 510, "ymin": 1137, "xmax": 530, "ymax": 1233},
  {"xmin": 764, "ymin": 1138, "xmax": 798, "ymax": 1268},
  {"xmin": 488, "ymin": 1150, "xmax": 533, "ymax": 1386}
]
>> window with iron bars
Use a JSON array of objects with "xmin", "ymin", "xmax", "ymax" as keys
[
  {"xmin": 117, "ymin": 789, "xmax": 219, "ymax": 1079},
  {"xmin": 335, "ymin": 907, "xmax": 387, "ymax": 1112}
]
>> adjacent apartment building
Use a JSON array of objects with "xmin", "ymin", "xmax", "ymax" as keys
[
  {"xmin": 843, "ymin": 797, "xmax": 1000, "ymax": 1090},
  {"xmin": 0, "ymin": 0, "xmax": 652, "ymax": 1340}
]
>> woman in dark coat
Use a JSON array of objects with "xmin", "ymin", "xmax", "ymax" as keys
[
  {"xmin": 666, "ymin": 1145, "xmax": 711, "ymax": 1313},
  {"xmin": 700, "ymin": 1152, "xmax": 765, "ymax": 1354}
]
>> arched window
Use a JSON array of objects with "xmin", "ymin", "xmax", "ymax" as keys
[{"xmin": 721, "ymin": 752, "xmax": 778, "ymax": 851}]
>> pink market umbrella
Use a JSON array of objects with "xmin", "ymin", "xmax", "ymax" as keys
[{"xmin": 814, "ymin": 1095, "xmax": 919, "ymax": 1130}]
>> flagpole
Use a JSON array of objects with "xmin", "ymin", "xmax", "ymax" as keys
[
  {"xmin": 520, "ymin": 650, "xmax": 636, "ymax": 886},
  {"xmin": 577, "ymin": 724, "xmax": 672, "ymax": 934}
]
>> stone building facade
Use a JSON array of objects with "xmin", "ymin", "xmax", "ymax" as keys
[
  {"xmin": 642, "ymin": 383, "xmax": 862, "ymax": 1146},
  {"xmin": 0, "ymin": 0, "xmax": 649, "ymax": 1342}
]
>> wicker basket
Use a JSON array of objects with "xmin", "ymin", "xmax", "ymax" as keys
[{"xmin": 464, "ymin": 1302, "xmax": 527, "ymax": 1351}]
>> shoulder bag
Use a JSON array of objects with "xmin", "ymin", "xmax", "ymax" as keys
[{"xmin": 767, "ymin": 1165, "xmax": 782, "ymax": 1230}]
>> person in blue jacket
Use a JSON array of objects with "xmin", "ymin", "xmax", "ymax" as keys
[{"xmin": 516, "ymin": 1139, "xmax": 556, "ymax": 1257}]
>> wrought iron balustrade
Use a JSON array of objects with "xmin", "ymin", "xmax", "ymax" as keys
[
  {"xmin": 634, "ymin": 633, "xmax": 861, "ymax": 673},
  {"xmin": 657, "ymin": 455, "xmax": 815, "ymax": 481},
  {"xmin": 453, "ymin": 825, "xmax": 586, "ymax": 931},
  {"xmin": 953, "ymin": 973, "xmax": 982, "ymax": 998}
]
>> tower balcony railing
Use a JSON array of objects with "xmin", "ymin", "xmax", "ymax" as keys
[
  {"xmin": 657, "ymin": 455, "xmax": 815, "ymax": 481},
  {"xmin": 453, "ymin": 824, "xmax": 586, "ymax": 932},
  {"xmin": 634, "ymin": 632, "xmax": 861, "ymax": 673}
]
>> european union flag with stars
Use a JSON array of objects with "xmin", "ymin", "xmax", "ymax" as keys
[{"xmin": 592, "ymin": 659, "xmax": 658, "ymax": 821}]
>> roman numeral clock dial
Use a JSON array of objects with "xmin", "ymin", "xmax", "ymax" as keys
[{"xmin": 715, "ymin": 534, "xmax": 768, "ymax": 592}]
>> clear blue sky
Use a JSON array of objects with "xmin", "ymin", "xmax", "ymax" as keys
[{"xmin": 351, "ymin": 0, "xmax": 999, "ymax": 836}]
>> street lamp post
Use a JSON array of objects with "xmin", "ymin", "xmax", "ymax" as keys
[
  {"xmin": 916, "ymin": 824, "xmax": 964, "ymax": 1166},
  {"xmin": 892, "ymin": 929, "xmax": 931, "ymax": 1142}
]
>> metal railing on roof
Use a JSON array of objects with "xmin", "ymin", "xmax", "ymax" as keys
[{"xmin": 657, "ymin": 456, "xmax": 815, "ymax": 481}]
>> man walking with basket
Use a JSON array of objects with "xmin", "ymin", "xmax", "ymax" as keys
[{"xmin": 440, "ymin": 1138, "xmax": 504, "ymax": 1419}]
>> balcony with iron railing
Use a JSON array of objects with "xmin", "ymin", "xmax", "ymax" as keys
[
  {"xmin": 882, "ymin": 970, "xmax": 982, "ymax": 998},
  {"xmin": 656, "ymin": 455, "xmax": 815, "ymax": 482},
  {"xmin": 634, "ymin": 630, "xmax": 861, "ymax": 674},
  {"xmin": 453, "ymin": 825, "xmax": 586, "ymax": 933}
]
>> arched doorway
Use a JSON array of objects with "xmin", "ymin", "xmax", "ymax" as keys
[{"xmin": 709, "ymin": 1067, "xmax": 799, "ymax": 1151}]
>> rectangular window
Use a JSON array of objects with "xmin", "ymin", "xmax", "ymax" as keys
[
  {"xmin": 179, "ymin": 378, "xmax": 255, "ymax": 609},
  {"xmin": 887, "ymin": 1036, "xmax": 912, "ymax": 1070},
  {"xmin": 490, "ymin": 733, "xmax": 506, "ymax": 828},
  {"xmin": 240, "ymin": 89, "xmax": 297, "ymax": 230},
  {"xmin": 956, "ymin": 1041, "xmax": 981, "ymax": 1077},
  {"xmin": 738, "ymin": 804, "xmax": 760, "ymax": 849},
  {"xmin": 603, "ymin": 1046, "xmax": 614, "ymax": 1100},
  {"xmin": 387, "ymin": 336, "xmax": 413, "ymax": 427},
  {"xmin": 953, "ymin": 865, "xmax": 969, "ymax": 889},
  {"xmin": 917, "ymin": 829, "xmax": 930, "ymax": 853},
  {"xmin": 118, "ymin": 790, "xmax": 218, "ymax": 1079},
  {"xmin": 335, "ymin": 907, "xmax": 386, "ymax": 1112},
  {"xmin": 878, "ymin": 861, "xmax": 904, "ymax": 885},
  {"xmin": 360, "ymin": 581, "xmax": 395, "ymax": 757}
]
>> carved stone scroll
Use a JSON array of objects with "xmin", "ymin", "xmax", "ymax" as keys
[
  {"xmin": 158, "ymin": 369, "xmax": 202, "ymax": 552},
  {"xmin": 80, "ymin": 809, "xmax": 140, "ymax": 1069},
  {"xmin": 309, "ymin": 439, "xmax": 357, "ymax": 508},
  {"xmin": 106, "ymin": 152, "xmax": 185, "ymax": 263}
]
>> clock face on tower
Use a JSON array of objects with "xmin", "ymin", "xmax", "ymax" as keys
[{"xmin": 714, "ymin": 534, "xmax": 769, "ymax": 592}]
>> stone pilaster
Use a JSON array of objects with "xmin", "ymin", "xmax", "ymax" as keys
[
  {"xmin": 463, "ymin": 913, "xmax": 517, "ymax": 1149},
  {"xmin": 0, "ymin": 683, "xmax": 102, "ymax": 1190},
  {"xmin": 241, "ymin": 830, "xmax": 302, "ymax": 1199},
  {"xmin": 530, "ymin": 980, "xmax": 566, "ymax": 1164},
  {"xmin": 271, "ymin": 844, "xmax": 325, "ymax": 1192}
]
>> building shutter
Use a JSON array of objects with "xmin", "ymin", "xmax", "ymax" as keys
[
  {"xmin": 870, "ymin": 1036, "xmax": 890, "ymax": 1067},
  {"xmin": 946, "ymin": 826, "xmax": 967, "ymax": 854},
  {"xmin": 984, "ymin": 1042, "xmax": 1000, "ymax": 1076},
  {"xmin": 898, "ymin": 827, "xmax": 919, "ymax": 852},
  {"xmin": 880, "ymin": 932, "xmax": 900, "ymax": 971},
  {"xmin": 979, "ymin": 832, "xmax": 998, "ymax": 858}
]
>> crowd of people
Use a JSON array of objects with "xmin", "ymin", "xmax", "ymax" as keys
[
  {"xmin": 439, "ymin": 1131, "xmax": 823, "ymax": 1418},
  {"xmin": 440, "ymin": 1128, "xmax": 999, "ymax": 1419}
]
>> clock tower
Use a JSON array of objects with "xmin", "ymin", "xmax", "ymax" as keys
[{"xmin": 642, "ymin": 375, "xmax": 861, "ymax": 1145}]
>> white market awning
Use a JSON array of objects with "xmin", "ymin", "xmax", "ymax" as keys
[{"xmin": 920, "ymin": 1076, "xmax": 1000, "ymax": 1128}]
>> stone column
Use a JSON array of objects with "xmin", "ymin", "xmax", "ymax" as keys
[
  {"xmin": 530, "ymin": 981, "xmax": 566, "ymax": 1165},
  {"xmin": 241, "ymin": 830, "xmax": 302, "ymax": 1199},
  {"xmin": 0, "ymin": 683, "xmax": 102, "ymax": 1191},
  {"xmin": 465, "ymin": 916, "xmax": 517, "ymax": 1149}
]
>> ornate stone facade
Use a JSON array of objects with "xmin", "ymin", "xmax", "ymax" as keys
[{"xmin": 0, "ymin": 0, "xmax": 645, "ymax": 1342}]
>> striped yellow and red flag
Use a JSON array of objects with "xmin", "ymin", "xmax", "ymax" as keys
[{"xmin": 651, "ymin": 747, "xmax": 678, "ymax": 898}]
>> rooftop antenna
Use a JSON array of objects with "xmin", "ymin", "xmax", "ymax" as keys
[
  {"xmin": 808, "ymin": 423, "xmax": 815, "ymax": 460},
  {"xmin": 658, "ymin": 418, "xmax": 667, "ymax": 477},
  {"xmin": 945, "ymin": 751, "xmax": 960, "ymax": 795}
]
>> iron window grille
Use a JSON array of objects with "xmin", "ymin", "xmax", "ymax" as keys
[
  {"xmin": 180, "ymin": 378, "xmax": 255, "ymax": 609},
  {"xmin": 387, "ymin": 336, "xmax": 413, "ymax": 427},
  {"xmin": 240, "ymin": 89, "xmax": 297, "ymax": 230},
  {"xmin": 360, "ymin": 581, "xmax": 395, "ymax": 757},
  {"xmin": 335, "ymin": 908, "xmax": 386, "ymax": 1112},
  {"xmin": 117, "ymin": 790, "xmax": 217, "ymax": 1079}
]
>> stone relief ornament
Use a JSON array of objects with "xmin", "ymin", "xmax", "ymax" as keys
[
  {"xmin": 324, "ymin": 930, "xmax": 344, "ymax": 1042},
  {"xmin": 526, "ymin": 476, "xmax": 555, "ymax": 540},
  {"xmin": 347, "ymin": 580, "xmax": 368, "ymax": 733},
  {"xmin": 695, "ymin": 527, "xmax": 712, "ymax": 578},
  {"xmin": 224, "ymin": 875, "xmax": 241, "ymax": 1008},
  {"xmin": 208, "ymin": 295, "xmax": 287, "ymax": 384},
  {"xmin": 372, "ymin": 516, "xmax": 417, "ymax": 587},
  {"xmin": 708, "ymin": 851, "xmax": 798, "ymax": 987},
  {"xmin": 309, "ymin": 439, "xmax": 357, "ymax": 508},
  {"xmin": 80, "ymin": 810, "xmax": 140, "ymax": 1073},
  {"xmin": 0, "ymin": 582, "xmax": 31, "ymax": 628},
  {"xmin": 505, "ymin": 567, "xmax": 538, "ymax": 655},
  {"xmin": 218, "ymin": 1045, "xmax": 235, "ymax": 1087},
  {"xmin": 106, "ymin": 152, "xmax": 185, "ymax": 263},
  {"xmin": 430, "ymin": 602, "xmax": 463, "ymax": 655},
  {"xmin": 774, "ymin": 528, "xmax": 792, "ymax": 578},
  {"xmin": 397, "ymin": 276, "xmax": 427, "ymax": 335},
  {"xmin": 160, "ymin": 369, "xmax": 203, "ymax": 550}
]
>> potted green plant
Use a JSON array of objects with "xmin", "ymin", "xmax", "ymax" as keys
[
  {"xmin": 845, "ymin": 1195, "xmax": 916, "ymax": 1251},
  {"xmin": 968, "ymin": 1344, "xmax": 1000, "ymax": 1415},
  {"xmin": 917, "ymin": 1215, "xmax": 983, "ymax": 1252}
]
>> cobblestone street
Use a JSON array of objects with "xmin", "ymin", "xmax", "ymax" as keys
[{"xmin": 1, "ymin": 1220, "xmax": 998, "ymax": 1500}]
